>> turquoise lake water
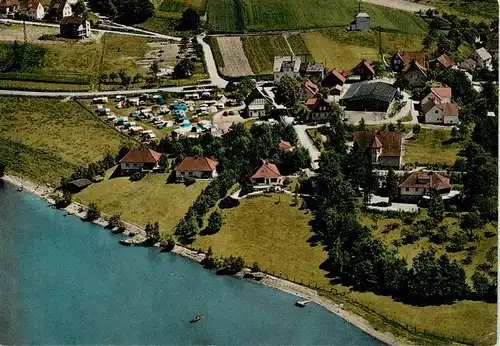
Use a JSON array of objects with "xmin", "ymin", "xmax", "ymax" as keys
[{"xmin": 0, "ymin": 182, "xmax": 383, "ymax": 345}]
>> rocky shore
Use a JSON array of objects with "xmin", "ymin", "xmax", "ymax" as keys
[{"xmin": 2, "ymin": 174, "xmax": 404, "ymax": 346}]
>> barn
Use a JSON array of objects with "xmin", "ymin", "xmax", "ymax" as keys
[{"xmin": 339, "ymin": 81, "xmax": 397, "ymax": 112}]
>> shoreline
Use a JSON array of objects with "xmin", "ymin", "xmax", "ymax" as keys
[{"xmin": 2, "ymin": 174, "xmax": 405, "ymax": 346}]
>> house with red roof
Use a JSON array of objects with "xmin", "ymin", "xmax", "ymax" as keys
[
  {"xmin": 279, "ymin": 140, "xmax": 293, "ymax": 151},
  {"xmin": 398, "ymin": 171, "xmax": 452, "ymax": 201},
  {"xmin": 250, "ymin": 160, "xmax": 283, "ymax": 186},
  {"xmin": 19, "ymin": 0, "xmax": 44, "ymax": 19},
  {"xmin": 434, "ymin": 54, "xmax": 455, "ymax": 69},
  {"xmin": 353, "ymin": 131, "xmax": 405, "ymax": 169},
  {"xmin": 346, "ymin": 59, "xmax": 375, "ymax": 81},
  {"xmin": 119, "ymin": 147, "xmax": 163, "ymax": 174},
  {"xmin": 301, "ymin": 79, "xmax": 319, "ymax": 101},
  {"xmin": 48, "ymin": 0, "xmax": 72, "ymax": 20},
  {"xmin": 460, "ymin": 58, "xmax": 477, "ymax": 72},
  {"xmin": 175, "ymin": 156, "xmax": 218, "ymax": 180},
  {"xmin": 0, "ymin": 0, "xmax": 19, "ymax": 16},
  {"xmin": 304, "ymin": 97, "xmax": 337, "ymax": 121},
  {"xmin": 389, "ymin": 51, "xmax": 426, "ymax": 73},
  {"xmin": 421, "ymin": 86, "xmax": 459, "ymax": 124},
  {"xmin": 321, "ymin": 69, "xmax": 346, "ymax": 89}
]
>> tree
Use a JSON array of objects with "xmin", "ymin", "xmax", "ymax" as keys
[
  {"xmin": 114, "ymin": 0, "xmax": 154, "ymax": 25},
  {"xmin": 150, "ymin": 61, "xmax": 159, "ymax": 80},
  {"xmin": 174, "ymin": 215, "xmax": 198, "ymax": 243},
  {"xmin": 0, "ymin": 160, "xmax": 5, "ymax": 177},
  {"xmin": 412, "ymin": 123, "xmax": 421, "ymax": 135},
  {"xmin": 173, "ymin": 59, "xmax": 195, "ymax": 79},
  {"xmin": 98, "ymin": 73, "xmax": 108, "ymax": 85},
  {"xmin": 384, "ymin": 169, "xmax": 398, "ymax": 203},
  {"xmin": 109, "ymin": 72, "xmax": 118, "ymax": 83},
  {"xmin": 159, "ymin": 154, "xmax": 169, "ymax": 172},
  {"xmin": 428, "ymin": 190, "xmax": 444, "ymax": 223},
  {"xmin": 206, "ymin": 210, "xmax": 222, "ymax": 234},
  {"xmin": 72, "ymin": 0, "xmax": 86, "ymax": 15},
  {"xmin": 220, "ymin": 255, "xmax": 245, "ymax": 275},
  {"xmin": 472, "ymin": 270, "xmax": 497, "ymax": 302},
  {"xmin": 274, "ymin": 76, "xmax": 302, "ymax": 108},
  {"xmin": 356, "ymin": 118, "xmax": 366, "ymax": 131},
  {"xmin": 108, "ymin": 213, "xmax": 123, "ymax": 229},
  {"xmin": 132, "ymin": 73, "xmax": 143, "ymax": 84},
  {"xmin": 179, "ymin": 8, "xmax": 201, "ymax": 30},
  {"xmin": 85, "ymin": 203, "xmax": 100, "ymax": 221},
  {"xmin": 54, "ymin": 190, "xmax": 72, "ymax": 209}
]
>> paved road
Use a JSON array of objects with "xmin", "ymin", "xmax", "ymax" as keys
[
  {"xmin": 197, "ymin": 33, "xmax": 228, "ymax": 88},
  {"xmin": 294, "ymin": 125, "xmax": 320, "ymax": 170}
]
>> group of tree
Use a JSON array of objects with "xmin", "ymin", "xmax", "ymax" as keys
[
  {"xmin": 144, "ymin": 221, "xmax": 160, "ymax": 243},
  {"xmin": 60, "ymin": 151, "xmax": 118, "ymax": 190},
  {"xmin": 178, "ymin": 8, "xmax": 201, "ymax": 31},
  {"xmin": 0, "ymin": 41, "xmax": 46, "ymax": 73},
  {"xmin": 225, "ymin": 77, "xmax": 256, "ymax": 101},
  {"xmin": 201, "ymin": 247, "xmax": 246, "ymax": 275},
  {"xmin": 85, "ymin": 203, "xmax": 101, "ymax": 221},
  {"xmin": 88, "ymin": 0, "xmax": 153, "ymax": 24}
]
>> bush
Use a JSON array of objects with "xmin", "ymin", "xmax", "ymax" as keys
[
  {"xmin": 161, "ymin": 235, "xmax": 176, "ymax": 251},
  {"xmin": 251, "ymin": 262, "xmax": 261, "ymax": 272},
  {"xmin": 85, "ymin": 203, "xmax": 100, "ymax": 221},
  {"xmin": 130, "ymin": 171, "xmax": 146, "ymax": 181},
  {"xmin": 401, "ymin": 226, "xmax": 422, "ymax": 244},
  {"xmin": 107, "ymin": 213, "xmax": 123, "ymax": 229},
  {"xmin": 184, "ymin": 177, "xmax": 196, "ymax": 186},
  {"xmin": 54, "ymin": 190, "xmax": 72, "ymax": 209},
  {"xmin": 447, "ymin": 230, "xmax": 468, "ymax": 252},
  {"xmin": 218, "ymin": 255, "xmax": 245, "ymax": 275},
  {"xmin": 283, "ymin": 177, "xmax": 292, "ymax": 186}
]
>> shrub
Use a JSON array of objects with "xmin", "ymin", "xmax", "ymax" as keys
[
  {"xmin": 251, "ymin": 262, "xmax": 261, "ymax": 272},
  {"xmin": 85, "ymin": 203, "xmax": 100, "ymax": 221},
  {"xmin": 107, "ymin": 213, "xmax": 123, "ymax": 229},
  {"xmin": 447, "ymin": 230, "xmax": 468, "ymax": 252},
  {"xmin": 283, "ymin": 177, "xmax": 292, "ymax": 186},
  {"xmin": 401, "ymin": 227, "xmax": 422, "ymax": 244},
  {"xmin": 161, "ymin": 235, "xmax": 176, "ymax": 251},
  {"xmin": 218, "ymin": 255, "xmax": 245, "ymax": 275},
  {"xmin": 54, "ymin": 190, "xmax": 72, "ymax": 209},
  {"xmin": 206, "ymin": 210, "xmax": 222, "ymax": 234},
  {"xmin": 130, "ymin": 171, "xmax": 146, "ymax": 181},
  {"xmin": 184, "ymin": 177, "xmax": 196, "ymax": 186}
]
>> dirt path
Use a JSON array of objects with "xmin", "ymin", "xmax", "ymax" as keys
[
  {"xmin": 362, "ymin": 0, "xmax": 434, "ymax": 12},
  {"xmin": 216, "ymin": 36, "xmax": 254, "ymax": 77},
  {"xmin": 283, "ymin": 34, "xmax": 295, "ymax": 56}
]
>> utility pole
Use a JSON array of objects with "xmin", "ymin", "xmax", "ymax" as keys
[
  {"xmin": 23, "ymin": 19, "xmax": 27, "ymax": 44},
  {"xmin": 97, "ymin": 35, "xmax": 106, "ymax": 91}
]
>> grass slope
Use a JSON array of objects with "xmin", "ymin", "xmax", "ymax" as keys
[
  {"xmin": 242, "ymin": 35, "xmax": 292, "ymax": 74},
  {"xmin": 208, "ymin": 0, "xmax": 428, "ymax": 34},
  {"xmin": 194, "ymin": 194, "xmax": 330, "ymax": 285},
  {"xmin": 404, "ymin": 128, "xmax": 461, "ymax": 165},
  {"xmin": 0, "ymin": 97, "xmax": 131, "ymax": 184},
  {"xmin": 159, "ymin": 0, "xmax": 206, "ymax": 13},
  {"xmin": 420, "ymin": 0, "xmax": 498, "ymax": 22},
  {"xmin": 76, "ymin": 173, "xmax": 208, "ymax": 232}
]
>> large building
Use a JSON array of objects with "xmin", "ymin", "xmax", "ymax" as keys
[
  {"xmin": 60, "ymin": 15, "xmax": 91, "ymax": 39},
  {"xmin": 339, "ymin": 81, "xmax": 397, "ymax": 112},
  {"xmin": 175, "ymin": 156, "xmax": 218, "ymax": 180},
  {"xmin": 273, "ymin": 56, "xmax": 302, "ymax": 82},
  {"xmin": 353, "ymin": 131, "xmax": 405, "ymax": 169},
  {"xmin": 421, "ymin": 87, "xmax": 459, "ymax": 125},
  {"xmin": 119, "ymin": 147, "xmax": 162, "ymax": 174},
  {"xmin": 398, "ymin": 171, "xmax": 452, "ymax": 201}
]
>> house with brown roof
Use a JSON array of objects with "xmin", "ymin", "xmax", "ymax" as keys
[
  {"xmin": 19, "ymin": 0, "xmax": 44, "ymax": 19},
  {"xmin": 279, "ymin": 140, "xmax": 293, "ymax": 151},
  {"xmin": 398, "ymin": 171, "xmax": 452, "ymax": 201},
  {"xmin": 119, "ymin": 147, "xmax": 162, "ymax": 174},
  {"xmin": 175, "ymin": 156, "xmax": 218, "ymax": 180},
  {"xmin": 421, "ymin": 87, "xmax": 459, "ymax": 124},
  {"xmin": 305, "ymin": 97, "xmax": 337, "ymax": 120},
  {"xmin": 244, "ymin": 87, "xmax": 276, "ymax": 118},
  {"xmin": 353, "ymin": 131, "xmax": 404, "ymax": 169},
  {"xmin": 60, "ymin": 15, "xmax": 90, "ymax": 39},
  {"xmin": 301, "ymin": 79, "xmax": 319, "ymax": 101},
  {"xmin": 389, "ymin": 51, "xmax": 426, "ymax": 73},
  {"xmin": 48, "ymin": 0, "xmax": 72, "ymax": 20},
  {"xmin": 460, "ymin": 58, "xmax": 477, "ymax": 72},
  {"xmin": 434, "ymin": 54, "xmax": 455, "ymax": 69},
  {"xmin": 250, "ymin": 160, "xmax": 283, "ymax": 186},
  {"xmin": 321, "ymin": 69, "xmax": 346, "ymax": 89},
  {"xmin": 0, "ymin": 0, "xmax": 19, "ymax": 17},
  {"xmin": 403, "ymin": 59, "xmax": 427, "ymax": 88},
  {"xmin": 346, "ymin": 59, "xmax": 375, "ymax": 81}
]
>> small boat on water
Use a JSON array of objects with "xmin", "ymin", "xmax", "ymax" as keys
[
  {"xmin": 295, "ymin": 300, "xmax": 310, "ymax": 307},
  {"xmin": 190, "ymin": 314, "xmax": 205, "ymax": 323}
]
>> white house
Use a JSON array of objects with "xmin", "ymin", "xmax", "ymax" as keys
[
  {"xmin": 48, "ymin": 0, "xmax": 72, "ymax": 19},
  {"xmin": 244, "ymin": 87, "xmax": 275, "ymax": 118},
  {"xmin": 273, "ymin": 56, "xmax": 301, "ymax": 82},
  {"xmin": 474, "ymin": 48, "xmax": 492, "ymax": 70},
  {"xmin": 60, "ymin": 15, "xmax": 91, "ymax": 39},
  {"xmin": 399, "ymin": 171, "xmax": 452, "ymax": 201},
  {"xmin": 250, "ymin": 160, "xmax": 283, "ymax": 187},
  {"xmin": 421, "ymin": 87, "xmax": 459, "ymax": 125},
  {"xmin": 20, "ymin": 0, "xmax": 44, "ymax": 19},
  {"xmin": 119, "ymin": 147, "xmax": 162, "ymax": 175},
  {"xmin": 353, "ymin": 131, "xmax": 405, "ymax": 169},
  {"xmin": 175, "ymin": 156, "xmax": 218, "ymax": 180},
  {"xmin": 0, "ymin": 0, "xmax": 19, "ymax": 17}
]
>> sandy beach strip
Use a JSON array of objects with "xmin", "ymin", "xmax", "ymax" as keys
[{"xmin": 2, "ymin": 174, "xmax": 405, "ymax": 346}]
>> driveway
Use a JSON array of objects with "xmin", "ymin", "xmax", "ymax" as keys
[
  {"xmin": 197, "ymin": 33, "xmax": 228, "ymax": 88},
  {"xmin": 294, "ymin": 125, "xmax": 320, "ymax": 170},
  {"xmin": 212, "ymin": 106, "xmax": 246, "ymax": 133},
  {"xmin": 368, "ymin": 194, "xmax": 419, "ymax": 213}
]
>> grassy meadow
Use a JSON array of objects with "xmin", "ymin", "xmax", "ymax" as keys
[
  {"xmin": 159, "ymin": 0, "xmax": 206, "ymax": 13},
  {"xmin": 420, "ymin": 0, "xmax": 498, "ymax": 22},
  {"xmin": 207, "ymin": 0, "xmax": 428, "ymax": 34},
  {"xmin": 0, "ymin": 97, "xmax": 131, "ymax": 184},
  {"xmin": 242, "ymin": 35, "xmax": 292, "ymax": 74},
  {"xmin": 76, "ymin": 172, "xmax": 208, "ymax": 232},
  {"xmin": 404, "ymin": 128, "xmax": 461, "ymax": 165}
]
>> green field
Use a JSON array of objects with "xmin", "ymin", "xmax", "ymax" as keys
[
  {"xmin": 0, "ymin": 79, "xmax": 91, "ymax": 92},
  {"xmin": 242, "ymin": 35, "xmax": 292, "ymax": 74},
  {"xmin": 137, "ymin": 11, "xmax": 196, "ymax": 37},
  {"xmin": 76, "ymin": 173, "xmax": 208, "ymax": 232},
  {"xmin": 405, "ymin": 128, "xmax": 461, "ymax": 165},
  {"xmin": 0, "ymin": 97, "xmax": 131, "ymax": 184},
  {"xmin": 207, "ymin": 0, "xmax": 428, "ymax": 33},
  {"xmin": 159, "ymin": 0, "xmax": 206, "ymax": 13},
  {"xmin": 420, "ymin": 0, "xmax": 498, "ymax": 22}
]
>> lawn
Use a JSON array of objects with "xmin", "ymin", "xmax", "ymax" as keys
[
  {"xmin": 301, "ymin": 28, "xmax": 423, "ymax": 70},
  {"xmin": 193, "ymin": 194, "xmax": 330, "ymax": 286},
  {"xmin": 0, "ymin": 97, "xmax": 132, "ymax": 184},
  {"xmin": 404, "ymin": 128, "xmax": 462, "ymax": 165},
  {"xmin": 159, "ymin": 0, "xmax": 206, "ymax": 13},
  {"xmin": 207, "ymin": 0, "xmax": 428, "ymax": 34},
  {"xmin": 420, "ymin": 0, "xmax": 498, "ymax": 22},
  {"xmin": 75, "ymin": 173, "xmax": 208, "ymax": 233},
  {"xmin": 0, "ymin": 79, "xmax": 91, "ymax": 92},
  {"xmin": 136, "ymin": 11, "xmax": 195, "ymax": 37},
  {"xmin": 242, "ymin": 35, "xmax": 292, "ymax": 74}
]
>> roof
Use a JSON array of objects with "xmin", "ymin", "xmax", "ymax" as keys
[
  {"xmin": 437, "ymin": 102, "xmax": 459, "ymax": 117},
  {"xmin": 244, "ymin": 87, "xmax": 273, "ymax": 107},
  {"xmin": 437, "ymin": 54, "xmax": 455, "ymax": 68},
  {"xmin": 304, "ymin": 62, "xmax": 324, "ymax": 72},
  {"xmin": 403, "ymin": 59, "xmax": 427, "ymax": 76},
  {"xmin": 321, "ymin": 69, "xmax": 346, "ymax": 87},
  {"xmin": 304, "ymin": 97, "xmax": 318, "ymax": 106},
  {"xmin": 354, "ymin": 59, "xmax": 375, "ymax": 76},
  {"xmin": 61, "ymin": 15, "xmax": 86, "ymax": 25},
  {"xmin": 395, "ymin": 51, "xmax": 426, "ymax": 67},
  {"xmin": 251, "ymin": 160, "xmax": 282, "ymax": 179},
  {"xmin": 475, "ymin": 47, "xmax": 492, "ymax": 61},
  {"xmin": 461, "ymin": 58, "xmax": 477, "ymax": 68},
  {"xmin": 303, "ymin": 80, "xmax": 319, "ymax": 96},
  {"xmin": 353, "ymin": 131, "xmax": 403, "ymax": 157},
  {"xmin": 370, "ymin": 136, "xmax": 383, "ymax": 148},
  {"xmin": 0, "ymin": 0, "xmax": 18, "ymax": 7},
  {"xmin": 176, "ymin": 156, "xmax": 218, "ymax": 172},
  {"xmin": 341, "ymin": 81, "xmax": 397, "ymax": 104},
  {"xmin": 68, "ymin": 178, "xmax": 92, "ymax": 188},
  {"xmin": 279, "ymin": 140, "xmax": 292, "ymax": 150},
  {"xmin": 356, "ymin": 12, "xmax": 370, "ymax": 17},
  {"xmin": 119, "ymin": 147, "xmax": 162, "ymax": 164},
  {"xmin": 273, "ymin": 56, "xmax": 301, "ymax": 73},
  {"xmin": 430, "ymin": 87, "xmax": 452, "ymax": 100},
  {"xmin": 398, "ymin": 171, "xmax": 452, "ymax": 190},
  {"xmin": 22, "ymin": 0, "xmax": 40, "ymax": 11}
]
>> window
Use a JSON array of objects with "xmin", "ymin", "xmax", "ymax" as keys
[
  {"xmin": 416, "ymin": 188, "xmax": 419, "ymax": 191},
  {"xmin": 435, "ymin": 110, "xmax": 439, "ymax": 114},
  {"xmin": 405, "ymin": 187, "xmax": 409, "ymax": 191},
  {"xmin": 271, "ymin": 178, "xmax": 277, "ymax": 183}
]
